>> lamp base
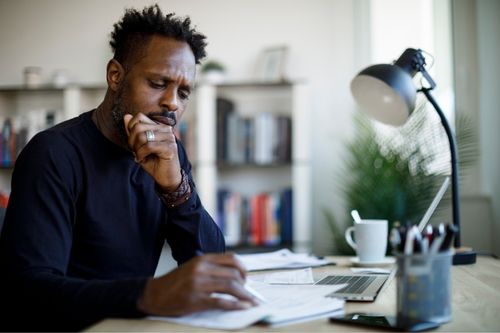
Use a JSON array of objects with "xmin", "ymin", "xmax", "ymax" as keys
[{"xmin": 453, "ymin": 247, "xmax": 476, "ymax": 265}]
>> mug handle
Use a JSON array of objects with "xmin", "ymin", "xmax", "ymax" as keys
[{"xmin": 345, "ymin": 226, "xmax": 357, "ymax": 250}]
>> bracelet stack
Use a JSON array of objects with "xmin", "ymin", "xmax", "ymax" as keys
[{"xmin": 157, "ymin": 169, "xmax": 192, "ymax": 208}]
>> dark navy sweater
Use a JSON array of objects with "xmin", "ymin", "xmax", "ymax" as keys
[{"xmin": 0, "ymin": 110, "xmax": 224, "ymax": 331}]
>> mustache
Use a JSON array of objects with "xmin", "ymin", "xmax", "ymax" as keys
[{"xmin": 148, "ymin": 110, "xmax": 177, "ymax": 127}]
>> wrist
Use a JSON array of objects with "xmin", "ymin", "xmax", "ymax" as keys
[
  {"xmin": 156, "ymin": 169, "xmax": 192, "ymax": 208},
  {"xmin": 137, "ymin": 278, "xmax": 154, "ymax": 314}
]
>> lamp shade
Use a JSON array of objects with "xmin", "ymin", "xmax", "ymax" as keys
[{"xmin": 350, "ymin": 64, "xmax": 416, "ymax": 126}]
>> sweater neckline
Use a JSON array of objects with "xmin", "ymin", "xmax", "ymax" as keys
[{"xmin": 82, "ymin": 110, "xmax": 132, "ymax": 156}]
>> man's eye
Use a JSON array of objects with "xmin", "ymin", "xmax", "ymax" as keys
[
  {"xmin": 149, "ymin": 81, "xmax": 165, "ymax": 89},
  {"xmin": 179, "ymin": 90, "xmax": 190, "ymax": 100}
]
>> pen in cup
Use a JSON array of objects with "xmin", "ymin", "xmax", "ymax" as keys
[{"xmin": 439, "ymin": 224, "xmax": 458, "ymax": 252}]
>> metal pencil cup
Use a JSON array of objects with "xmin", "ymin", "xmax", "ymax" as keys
[{"xmin": 396, "ymin": 250, "xmax": 452, "ymax": 327}]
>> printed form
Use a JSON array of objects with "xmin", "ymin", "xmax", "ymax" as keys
[{"xmin": 149, "ymin": 270, "xmax": 345, "ymax": 330}]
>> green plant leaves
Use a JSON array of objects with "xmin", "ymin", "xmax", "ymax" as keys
[{"xmin": 325, "ymin": 103, "xmax": 477, "ymax": 254}]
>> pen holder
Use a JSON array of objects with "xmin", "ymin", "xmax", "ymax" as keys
[{"xmin": 396, "ymin": 250, "xmax": 452, "ymax": 327}]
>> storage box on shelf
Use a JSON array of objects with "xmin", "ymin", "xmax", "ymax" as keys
[
  {"xmin": 0, "ymin": 84, "xmax": 106, "ymax": 191},
  {"xmin": 182, "ymin": 81, "xmax": 311, "ymax": 252}
]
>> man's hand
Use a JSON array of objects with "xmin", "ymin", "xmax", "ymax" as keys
[
  {"xmin": 123, "ymin": 113, "xmax": 181, "ymax": 191},
  {"xmin": 137, "ymin": 253, "xmax": 258, "ymax": 316}
]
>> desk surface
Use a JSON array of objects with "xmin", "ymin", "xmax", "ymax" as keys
[{"xmin": 86, "ymin": 255, "xmax": 500, "ymax": 332}]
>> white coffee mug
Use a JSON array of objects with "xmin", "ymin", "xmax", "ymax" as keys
[{"xmin": 345, "ymin": 219, "xmax": 388, "ymax": 263}]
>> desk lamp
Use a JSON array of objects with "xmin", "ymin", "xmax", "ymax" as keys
[{"xmin": 350, "ymin": 48, "xmax": 476, "ymax": 265}]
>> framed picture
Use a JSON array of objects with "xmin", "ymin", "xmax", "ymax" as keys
[{"xmin": 257, "ymin": 46, "xmax": 289, "ymax": 82}]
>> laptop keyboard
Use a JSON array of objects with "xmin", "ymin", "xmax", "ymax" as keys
[{"xmin": 316, "ymin": 275, "xmax": 376, "ymax": 295}]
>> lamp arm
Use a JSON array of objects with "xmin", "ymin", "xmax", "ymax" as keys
[{"xmin": 421, "ymin": 88, "xmax": 461, "ymax": 248}]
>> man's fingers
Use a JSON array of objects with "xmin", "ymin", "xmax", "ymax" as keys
[
  {"xmin": 200, "ymin": 253, "xmax": 247, "ymax": 279},
  {"xmin": 199, "ymin": 262, "xmax": 247, "ymax": 285},
  {"xmin": 127, "ymin": 123, "xmax": 175, "ymax": 155},
  {"xmin": 123, "ymin": 114, "xmax": 133, "ymax": 137},
  {"xmin": 134, "ymin": 140, "xmax": 178, "ymax": 163},
  {"xmin": 203, "ymin": 295, "xmax": 255, "ymax": 311},
  {"xmin": 125, "ymin": 113, "xmax": 155, "ymax": 132},
  {"xmin": 202, "ymin": 278, "xmax": 257, "ymax": 305}
]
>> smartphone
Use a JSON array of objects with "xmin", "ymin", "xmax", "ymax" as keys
[{"xmin": 329, "ymin": 312, "xmax": 440, "ymax": 332}]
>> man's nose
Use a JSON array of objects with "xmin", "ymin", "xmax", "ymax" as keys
[{"xmin": 159, "ymin": 87, "xmax": 179, "ymax": 111}]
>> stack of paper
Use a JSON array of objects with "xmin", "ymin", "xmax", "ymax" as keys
[
  {"xmin": 149, "ymin": 280, "xmax": 345, "ymax": 330},
  {"xmin": 236, "ymin": 248, "xmax": 329, "ymax": 271}
]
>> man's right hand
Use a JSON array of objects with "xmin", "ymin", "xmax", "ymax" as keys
[{"xmin": 137, "ymin": 253, "xmax": 258, "ymax": 316}]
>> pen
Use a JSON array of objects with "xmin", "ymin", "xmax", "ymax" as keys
[
  {"xmin": 404, "ymin": 226, "xmax": 417, "ymax": 255},
  {"xmin": 423, "ymin": 225, "xmax": 434, "ymax": 244},
  {"xmin": 194, "ymin": 250, "xmax": 267, "ymax": 304},
  {"xmin": 429, "ymin": 224, "xmax": 446, "ymax": 255},
  {"xmin": 244, "ymin": 283, "xmax": 268, "ymax": 304},
  {"xmin": 439, "ymin": 224, "xmax": 458, "ymax": 252},
  {"xmin": 397, "ymin": 226, "xmax": 407, "ymax": 252},
  {"xmin": 413, "ymin": 227, "xmax": 423, "ymax": 254}
]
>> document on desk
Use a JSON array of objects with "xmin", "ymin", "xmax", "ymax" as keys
[
  {"xmin": 236, "ymin": 248, "xmax": 329, "ymax": 271},
  {"xmin": 248, "ymin": 267, "xmax": 315, "ymax": 284},
  {"xmin": 148, "ymin": 281, "xmax": 345, "ymax": 330}
]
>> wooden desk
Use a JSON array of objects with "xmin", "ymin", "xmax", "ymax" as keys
[{"xmin": 86, "ymin": 255, "xmax": 500, "ymax": 332}]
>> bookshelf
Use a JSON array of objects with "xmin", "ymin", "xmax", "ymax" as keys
[
  {"xmin": 0, "ymin": 81, "xmax": 313, "ymax": 253},
  {"xmin": 0, "ymin": 84, "xmax": 106, "ymax": 191},
  {"xmin": 188, "ymin": 81, "xmax": 312, "ymax": 252}
]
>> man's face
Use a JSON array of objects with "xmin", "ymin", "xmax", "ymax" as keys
[{"xmin": 111, "ymin": 35, "xmax": 196, "ymax": 144}]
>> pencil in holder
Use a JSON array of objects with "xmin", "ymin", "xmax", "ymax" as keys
[{"xmin": 396, "ymin": 250, "xmax": 452, "ymax": 327}]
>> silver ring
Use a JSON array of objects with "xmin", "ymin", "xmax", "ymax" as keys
[{"xmin": 145, "ymin": 130, "xmax": 155, "ymax": 142}]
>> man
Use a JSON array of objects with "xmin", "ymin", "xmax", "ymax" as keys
[{"xmin": 0, "ymin": 4, "xmax": 256, "ymax": 331}]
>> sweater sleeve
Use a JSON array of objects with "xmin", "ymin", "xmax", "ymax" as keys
[
  {"xmin": 0, "ymin": 132, "xmax": 147, "ymax": 331},
  {"xmin": 165, "ymin": 141, "xmax": 226, "ymax": 264}
]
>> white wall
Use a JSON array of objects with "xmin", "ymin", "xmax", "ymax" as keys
[
  {"xmin": 452, "ymin": 0, "xmax": 500, "ymax": 256},
  {"xmin": 2, "ymin": 0, "xmax": 493, "ymax": 256},
  {"xmin": 476, "ymin": 0, "xmax": 500, "ymax": 256},
  {"xmin": 0, "ymin": 0, "xmax": 357, "ymax": 255}
]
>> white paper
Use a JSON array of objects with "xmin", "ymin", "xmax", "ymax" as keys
[
  {"xmin": 249, "ymin": 267, "xmax": 315, "ymax": 284},
  {"xmin": 248, "ymin": 280, "xmax": 345, "ymax": 325},
  {"xmin": 236, "ymin": 248, "xmax": 328, "ymax": 271},
  {"xmin": 149, "ymin": 305, "xmax": 271, "ymax": 330},
  {"xmin": 148, "ymin": 280, "xmax": 345, "ymax": 330}
]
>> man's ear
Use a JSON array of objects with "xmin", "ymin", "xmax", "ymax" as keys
[{"xmin": 106, "ymin": 59, "xmax": 125, "ymax": 92}]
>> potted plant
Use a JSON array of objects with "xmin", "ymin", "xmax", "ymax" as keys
[
  {"xmin": 325, "ymin": 105, "xmax": 477, "ymax": 255},
  {"xmin": 200, "ymin": 59, "xmax": 226, "ymax": 83}
]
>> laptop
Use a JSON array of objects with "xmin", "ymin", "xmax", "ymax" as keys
[
  {"xmin": 316, "ymin": 273, "xmax": 390, "ymax": 301},
  {"xmin": 314, "ymin": 177, "xmax": 450, "ymax": 302}
]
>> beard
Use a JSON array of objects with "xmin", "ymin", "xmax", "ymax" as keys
[
  {"xmin": 110, "ymin": 85, "xmax": 132, "ymax": 148},
  {"xmin": 110, "ymin": 83, "xmax": 178, "ymax": 148}
]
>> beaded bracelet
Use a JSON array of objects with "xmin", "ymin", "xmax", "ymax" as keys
[{"xmin": 157, "ymin": 169, "xmax": 192, "ymax": 208}]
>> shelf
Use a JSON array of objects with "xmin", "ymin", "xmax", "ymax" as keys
[
  {"xmin": 0, "ymin": 83, "xmax": 106, "ymax": 93},
  {"xmin": 212, "ymin": 80, "xmax": 302, "ymax": 89},
  {"xmin": 0, "ymin": 84, "xmax": 107, "ymax": 192},
  {"xmin": 193, "ymin": 82, "xmax": 312, "ymax": 252}
]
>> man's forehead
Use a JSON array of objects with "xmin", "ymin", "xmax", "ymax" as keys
[
  {"xmin": 135, "ymin": 35, "xmax": 196, "ymax": 80},
  {"xmin": 144, "ymin": 35, "xmax": 195, "ymax": 62}
]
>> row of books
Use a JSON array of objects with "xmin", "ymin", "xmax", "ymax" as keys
[
  {"xmin": 217, "ymin": 188, "xmax": 293, "ymax": 246},
  {"xmin": 0, "ymin": 110, "xmax": 59, "ymax": 167},
  {"xmin": 217, "ymin": 98, "xmax": 292, "ymax": 165}
]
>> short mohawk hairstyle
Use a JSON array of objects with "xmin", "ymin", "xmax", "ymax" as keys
[{"xmin": 110, "ymin": 4, "xmax": 207, "ymax": 66}]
